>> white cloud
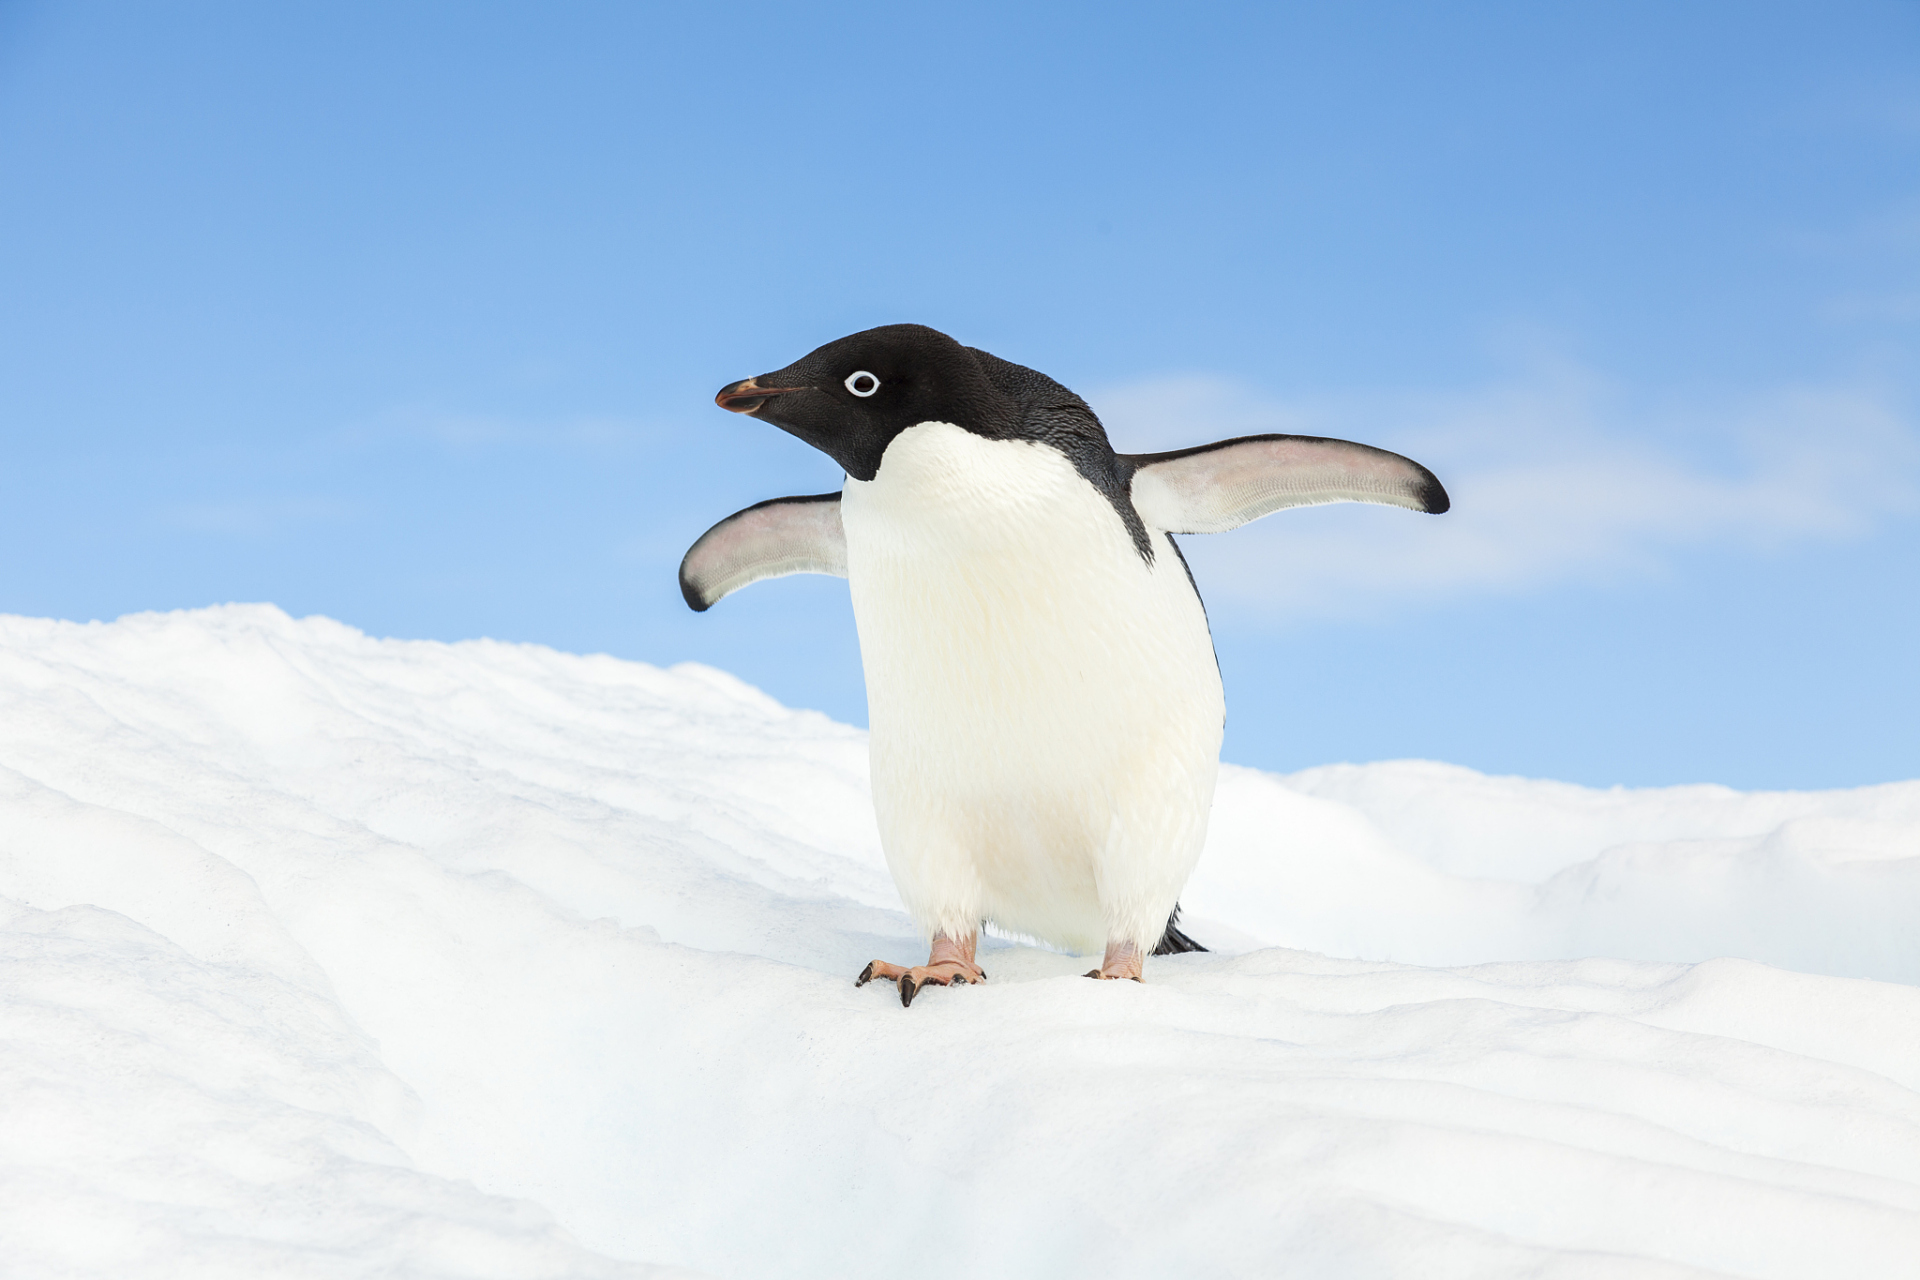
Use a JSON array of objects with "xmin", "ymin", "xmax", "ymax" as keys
[{"xmin": 1092, "ymin": 366, "xmax": 1920, "ymax": 621}]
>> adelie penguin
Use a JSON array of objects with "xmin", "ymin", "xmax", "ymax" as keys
[{"xmin": 682, "ymin": 324, "xmax": 1448, "ymax": 1006}]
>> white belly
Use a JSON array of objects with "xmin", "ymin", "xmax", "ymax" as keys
[{"xmin": 840, "ymin": 422, "xmax": 1224, "ymax": 954}]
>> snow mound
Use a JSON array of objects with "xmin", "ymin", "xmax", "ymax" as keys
[
  {"xmin": 2, "ymin": 605, "xmax": 1916, "ymax": 1279},
  {"xmin": 1193, "ymin": 760, "xmax": 1920, "ymax": 983}
]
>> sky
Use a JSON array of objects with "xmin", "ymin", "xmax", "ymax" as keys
[{"xmin": 1, "ymin": 0, "xmax": 1916, "ymax": 789}]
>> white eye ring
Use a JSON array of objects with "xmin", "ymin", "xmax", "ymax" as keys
[{"xmin": 844, "ymin": 370, "xmax": 880, "ymax": 397}]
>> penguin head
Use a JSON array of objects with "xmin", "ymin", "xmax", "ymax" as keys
[{"xmin": 715, "ymin": 324, "xmax": 1018, "ymax": 481}]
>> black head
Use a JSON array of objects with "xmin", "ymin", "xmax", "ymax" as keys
[{"xmin": 714, "ymin": 324, "xmax": 1020, "ymax": 481}]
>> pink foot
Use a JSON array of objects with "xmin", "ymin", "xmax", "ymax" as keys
[
  {"xmin": 1084, "ymin": 939, "xmax": 1145, "ymax": 983},
  {"xmin": 856, "ymin": 932, "xmax": 985, "ymax": 1007}
]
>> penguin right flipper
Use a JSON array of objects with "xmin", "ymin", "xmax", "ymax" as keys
[
  {"xmin": 1125, "ymin": 434, "xmax": 1450, "ymax": 534},
  {"xmin": 679, "ymin": 493, "xmax": 847, "ymax": 612}
]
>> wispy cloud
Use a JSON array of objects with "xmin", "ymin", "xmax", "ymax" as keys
[
  {"xmin": 161, "ymin": 496, "xmax": 357, "ymax": 536},
  {"xmin": 404, "ymin": 410, "xmax": 649, "ymax": 452},
  {"xmin": 1094, "ymin": 366, "xmax": 1920, "ymax": 621},
  {"xmin": 317, "ymin": 406, "xmax": 659, "ymax": 456},
  {"xmin": 1789, "ymin": 191, "xmax": 1920, "ymax": 258},
  {"xmin": 1817, "ymin": 291, "xmax": 1920, "ymax": 325}
]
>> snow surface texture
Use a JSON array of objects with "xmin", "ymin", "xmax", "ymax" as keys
[{"xmin": 1, "ymin": 605, "xmax": 1916, "ymax": 1279}]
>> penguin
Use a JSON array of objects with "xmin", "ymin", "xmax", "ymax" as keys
[{"xmin": 683, "ymin": 324, "xmax": 1448, "ymax": 1006}]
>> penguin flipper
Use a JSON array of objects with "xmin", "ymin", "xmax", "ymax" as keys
[
  {"xmin": 1125, "ymin": 434, "xmax": 1449, "ymax": 534},
  {"xmin": 679, "ymin": 493, "xmax": 847, "ymax": 612}
]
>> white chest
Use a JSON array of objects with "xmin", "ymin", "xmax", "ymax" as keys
[
  {"xmin": 837, "ymin": 422, "xmax": 1225, "ymax": 950},
  {"xmin": 838, "ymin": 422, "xmax": 1214, "ymax": 732}
]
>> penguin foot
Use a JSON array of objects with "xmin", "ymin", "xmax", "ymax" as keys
[
  {"xmin": 855, "ymin": 932, "xmax": 984, "ymax": 1008},
  {"xmin": 1083, "ymin": 939, "xmax": 1145, "ymax": 983},
  {"xmin": 1083, "ymin": 970, "xmax": 1145, "ymax": 983},
  {"xmin": 857, "ymin": 959, "xmax": 984, "ymax": 1007}
]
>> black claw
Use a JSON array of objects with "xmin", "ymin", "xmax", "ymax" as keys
[
  {"xmin": 976, "ymin": 968, "xmax": 987, "ymax": 981},
  {"xmin": 855, "ymin": 962, "xmax": 876, "ymax": 987},
  {"xmin": 899, "ymin": 975, "xmax": 918, "ymax": 1007},
  {"xmin": 1084, "ymin": 969, "xmax": 1103, "ymax": 979}
]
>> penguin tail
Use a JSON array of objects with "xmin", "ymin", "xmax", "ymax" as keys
[{"xmin": 1151, "ymin": 904, "xmax": 1208, "ymax": 955}]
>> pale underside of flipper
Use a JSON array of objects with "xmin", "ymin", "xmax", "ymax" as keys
[
  {"xmin": 679, "ymin": 492, "xmax": 848, "ymax": 612},
  {"xmin": 1125, "ymin": 433, "xmax": 1450, "ymax": 534}
]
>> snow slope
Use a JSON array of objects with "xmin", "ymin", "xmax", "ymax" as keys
[{"xmin": 1, "ymin": 605, "xmax": 1915, "ymax": 1279}]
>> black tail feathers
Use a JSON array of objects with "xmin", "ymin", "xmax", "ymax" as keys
[{"xmin": 1151, "ymin": 904, "xmax": 1208, "ymax": 955}]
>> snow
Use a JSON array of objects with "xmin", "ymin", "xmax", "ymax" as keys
[
  {"xmin": 2, "ymin": 604, "xmax": 1916, "ymax": 1279},
  {"xmin": 1193, "ymin": 760, "xmax": 1920, "ymax": 983}
]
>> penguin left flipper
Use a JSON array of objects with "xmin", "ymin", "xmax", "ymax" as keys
[
  {"xmin": 679, "ymin": 493, "xmax": 847, "ymax": 612},
  {"xmin": 1125, "ymin": 434, "xmax": 1450, "ymax": 534}
]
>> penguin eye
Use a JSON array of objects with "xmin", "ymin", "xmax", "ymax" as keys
[{"xmin": 844, "ymin": 371, "xmax": 881, "ymax": 398}]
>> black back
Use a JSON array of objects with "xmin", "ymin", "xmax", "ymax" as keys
[{"xmin": 967, "ymin": 346, "xmax": 1153, "ymax": 561}]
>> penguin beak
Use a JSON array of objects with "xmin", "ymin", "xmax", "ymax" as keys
[{"xmin": 715, "ymin": 379, "xmax": 807, "ymax": 414}]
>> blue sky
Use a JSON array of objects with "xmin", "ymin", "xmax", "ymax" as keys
[{"xmin": 2, "ymin": 1, "xmax": 1916, "ymax": 789}]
